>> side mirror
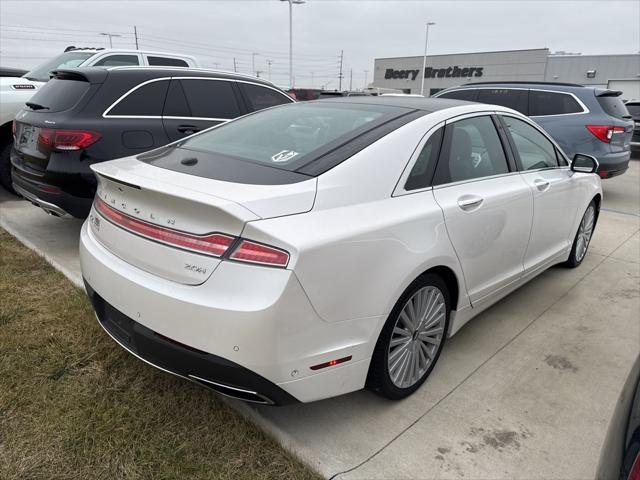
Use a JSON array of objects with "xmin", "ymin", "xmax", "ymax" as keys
[{"xmin": 571, "ymin": 153, "xmax": 599, "ymax": 174}]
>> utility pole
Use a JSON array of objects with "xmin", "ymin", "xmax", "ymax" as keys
[
  {"xmin": 364, "ymin": 70, "xmax": 369, "ymax": 90},
  {"xmin": 99, "ymin": 32, "xmax": 121, "ymax": 48},
  {"xmin": 266, "ymin": 59, "xmax": 273, "ymax": 81},
  {"xmin": 349, "ymin": 68, "xmax": 353, "ymax": 91},
  {"xmin": 233, "ymin": 58, "xmax": 237, "ymax": 72},
  {"xmin": 133, "ymin": 25, "xmax": 139, "ymax": 49},
  {"xmin": 338, "ymin": 50, "xmax": 344, "ymax": 91},
  {"xmin": 256, "ymin": 70, "xmax": 263, "ymax": 78}
]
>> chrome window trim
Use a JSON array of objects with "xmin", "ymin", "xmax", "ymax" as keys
[
  {"xmin": 432, "ymin": 170, "xmax": 523, "ymax": 191},
  {"xmin": 433, "ymin": 86, "xmax": 590, "ymax": 117},
  {"xmin": 102, "ymin": 76, "xmax": 293, "ymax": 119}
]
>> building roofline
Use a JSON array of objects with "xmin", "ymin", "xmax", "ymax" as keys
[{"xmin": 374, "ymin": 48, "xmax": 549, "ymax": 61}]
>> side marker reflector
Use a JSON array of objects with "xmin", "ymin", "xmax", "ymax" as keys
[{"xmin": 310, "ymin": 356, "xmax": 352, "ymax": 371}]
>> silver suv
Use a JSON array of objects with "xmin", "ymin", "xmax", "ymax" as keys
[{"xmin": 434, "ymin": 82, "xmax": 633, "ymax": 178}]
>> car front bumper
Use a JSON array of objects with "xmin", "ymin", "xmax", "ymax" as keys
[{"xmin": 79, "ymin": 221, "xmax": 378, "ymax": 404}]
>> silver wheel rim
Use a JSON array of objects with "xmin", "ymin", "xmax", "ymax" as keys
[
  {"xmin": 575, "ymin": 205, "xmax": 595, "ymax": 262},
  {"xmin": 387, "ymin": 286, "xmax": 446, "ymax": 389}
]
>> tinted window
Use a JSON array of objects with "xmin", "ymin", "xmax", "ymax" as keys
[
  {"xmin": 529, "ymin": 90, "xmax": 582, "ymax": 116},
  {"xmin": 180, "ymin": 79, "xmax": 241, "ymax": 118},
  {"xmin": 437, "ymin": 89, "xmax": 477, "ymax": 101},
  {"xmin": 163, "ymin": 80, "xmax": 190, "ymax": 117},
  {"xmin": 434, "ymin": 116, "xmax": 508, "ymax": 185},
  {"xmin": 597, "ymin": 95, "xmax": 631, "ymax": 120},
  {"xmin": 502, "ymin": 116, "xmax": 558, "ymax": 170},
  {"xmin": 180, "ymin": 103, "xmax": 403, "ymax": 171},
  {"xmin": 477, "ymin": 88, "xmax": 528, "ymax": 114},
  {"xmin": 24, "ymin": 51, "xmax": 93, "ymax": 82},
  {"xmin": 625, "ymin": 103, "xmax": 640, "ymax": 116},
  {"xmin": 108, "ymin": 80, "xmax": 169, "ymax": 116},
  {"xmin": 242, "ymin": 83, "xmax": 292, "ymax": 111},
  {"xmin": 147, "ymin": 56, "xmax": 189, "ymax": 67},
  {"xmin": 405, "ymin": 128, "xmax": 443, "ymax": 191},
  {"xmin": 93, "ymin": 55, "xmax": 139, "ymax": 67},
  {"xmin": 25, "ymin": 78, "xmax": 90, "ymax": 113}
]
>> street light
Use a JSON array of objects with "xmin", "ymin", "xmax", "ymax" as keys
[
  {"xmin": 280, "ymin": 0, "xmax": 305, "ymax": 88},
  {"xmin": 252, "ymin": 52, "xmax": 260, "ymax": 76},
  {"xmin": 420, "ymin": 22, "xmax": 436, "ymax": 96},
  {"xmin": 99, "ymin": 32, "xmax": 121, "ymax": 48}
]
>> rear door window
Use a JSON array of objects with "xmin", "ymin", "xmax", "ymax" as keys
[
  {"xmin": 597, "ymin": 95, "xmax": 631, "ymax": 120},
  {"xmin": 93, "ymin": 55, "xmax": 140, "ymax": 67},
  {"xmin": 179, "ymin": 79, "xmax": 242, "ymax": 119},
  {"xmin": 437, "ymin": 89, "xmax": 477, "ymax": 101},
  {"xmin": 107, "ymin": 80, "xmax": 170, "ymax": 116},
  {"xmin": 25, "ymin": 78, "xmax": 90, "ymax": 113},
  {"xmin": 147, "ymin": 56, "xmax": 189, "ymax": 67},
  {"xmin": 529, "ymin": 90, "xmax": 583, "ymax": 116},
  {"xmin": 477, "ymin": 88, "xmax": 528, "ymax": 114},
  {"xmin": 241, "ymin": 83, "xmax": 292, "ymax": 111},
  {"xmin": 433, "ymin": 115, "xmax": 509, "ymax": 185}
]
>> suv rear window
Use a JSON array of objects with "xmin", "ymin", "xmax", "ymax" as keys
[
  {"xmin": 626, "ymin": 103, "xmax": 640, "ymax": 116},
  {"xmin": 597, "ymin": 94, "xmax": 631, "ymax": 120},
  {"xmin": 178, "ymin": 102, "xmax": 406, "ymax": 172},
  {"xmin": 529, "ymin": 90, "xmax": 583, "ymax": 116},
  {"xmin": 25, "ymin": 78, "xmax": 90, "ymax": 113}
]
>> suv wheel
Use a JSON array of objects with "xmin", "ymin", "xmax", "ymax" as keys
[{"xmin": 0, "ymin": 139, "xmax": 16, "ymax": 195}]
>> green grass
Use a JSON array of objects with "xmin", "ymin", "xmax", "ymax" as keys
[{"xmin": 0, "ymin": 228, "xmax": 319, "ymax": 480}]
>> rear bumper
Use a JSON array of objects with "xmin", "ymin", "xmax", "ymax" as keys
[
  {"xmin": 595, "ymin": 150, "xmax": 631, "ymax": 179},
  {"xmin": 79, "ymin": 220, "xmax": 379, "ymax": 403},
  {"xmin": 85, "ymin": 281, "xmax": 297, "ymax": 405}
]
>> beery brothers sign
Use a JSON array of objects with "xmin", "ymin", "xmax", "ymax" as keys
[{"xmin": 385, "ymin": 66, "xmax": 484, "ymax": 80}]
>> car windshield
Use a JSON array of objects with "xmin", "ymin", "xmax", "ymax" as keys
[
  {"xmin": 179, "ymin": 102, "xmax": 407, "ymax": 171},
  {"xmin": 24, "ymin": 51, "xmax": 94, "ymax": 82}
]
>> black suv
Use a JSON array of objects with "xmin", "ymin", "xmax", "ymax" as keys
[{"xmin": 10, "ymin": 67, "xmax": 294, "ymax": 218}]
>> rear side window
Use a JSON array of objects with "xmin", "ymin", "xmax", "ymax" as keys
[
  {"xmin": 529, "ymin": 90, "xmax": 582, "ymax": 116},
  {"xmin": 241, "ymin": 83, "xmax": 292, "ymax": 111},
  {"xmin": 502, "ymin": 116, "xmax": 559, "ymax": 170},
  {"xmin": 433, "ymin": 116, "xmax": 509, "ymax": 185},
  {"xmin": 477, "ymin": 88, "xmax": 528, "ymax": 114},
  {"xmin": 180, "ymin": 79, "xmax": 241, "ymax": 119},
  {"xmin": 597, "ymin": 95, "xmax": 631, "ymax": 120},
  {"xmin": 93, "ymin": 55, "xmax": 140, "ymax": 67},
  {"xmin": 625, "ymin": 103, "xmax": 640, "ymax": 116},
  {"xmin": 437, "ymin": 89, "xmax": 477, "ymax": 101},
  {"xmin": 405, "ymin": 128, "xmax": 443, "ymax": 191},
  {"xmin": 107, "ymin": 80, "xmax": 170, "ymax": 116},
  {"xmin": 147, "ymin": 56, "xmax": 189, "ymax": 67},
  {"xmin": 25, "ymin": 78, "xmax": 90, "ymax": 113}
]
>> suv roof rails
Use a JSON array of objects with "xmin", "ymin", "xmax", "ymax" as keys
[
  {"xmin": 464, "ymin": 81, "xmax": 585, "ymax": 88},
  {"xmin": 106, "ymin": 65, "xmax": 269, "ymax": 83},
  {"xmin": 64, "ymin": 46, "xmax": 105, "ymax": 52}
]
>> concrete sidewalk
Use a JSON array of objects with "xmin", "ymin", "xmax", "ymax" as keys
[{"xmin": 1, "ymin": 161, "xmax": 638, "ymax": 479}]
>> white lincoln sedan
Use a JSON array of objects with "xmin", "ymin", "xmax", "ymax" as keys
[{"xmin": 80, "ymin": 97, "xmax": 601, "ymax": 404}]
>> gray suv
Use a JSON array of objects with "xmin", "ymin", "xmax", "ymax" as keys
[{"xmin": 434, "ymin": 82, "xmax": 633, "ymax": 178}]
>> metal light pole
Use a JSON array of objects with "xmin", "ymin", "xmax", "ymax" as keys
[
  {"xmin": 281, "ymin": 0, "xmax": 305, "ymax": 88},
  {"xmin": 364, "ymin": 70, "xmax": 369, "ymax": 90},
  {"xmin": 99, "ymin": 32, "xmax": 121, "ymax": 48},
  {"xmin": 266, "ymin": 59, "xmax": 273, "ymax": 81},
  {"xmin": 420, "ymin": 22, "xmax": 436, "ymax": 96},
  {"xmin": 252, "ymin": 52, "xmax": 260, "ymax": 76}
]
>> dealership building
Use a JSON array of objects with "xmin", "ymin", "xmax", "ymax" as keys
[{"xmin": 372, "ymin": 48, "xmax": 640, "ymax": 98}]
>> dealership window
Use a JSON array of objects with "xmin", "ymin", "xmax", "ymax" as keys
[
  {"xmin": 529, "ymin": 90, "xmax": 582, "ymax": 116},
  {"xmin": 405, "ymin": 127, "xmax": 443, "ymax": 191},
  {"xmin": 477, "ymin": 88, "xmax": 528, "ymax": 114}
]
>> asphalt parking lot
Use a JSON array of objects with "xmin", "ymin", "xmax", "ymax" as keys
[{"xmin": 0, "ymin": 158, "xmax": 638, "ymax": 479}]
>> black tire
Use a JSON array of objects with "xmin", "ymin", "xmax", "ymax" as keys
[
  {"xmin": 563, "ymin": 200, "xmax": 597, "ymax": 268},
  {"xmin": 0, "ymin": 139, "xmax": 16, "ymax": 195},
  {"xmin": 367, "ymin": 273, "xmax": 450, "ymax": 400}
]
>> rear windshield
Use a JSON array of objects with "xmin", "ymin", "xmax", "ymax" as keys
[
  {"xmin": 597, "ymin": 94, "xmax": 631, "ymax": 120},
  {"xmin": 25, "ymin": 78, "xmax": 90, "ymax": 113},
  {"xmin": 178, "ymin": 102, "xmax": 407, "ymax": 172},
  {"xmin": 24, "ymin": 51, "xmax": 93, "ymax": 82},
  {"xmin": 626, "ymin": 103, "xmax": 640, "ymax": 116}
]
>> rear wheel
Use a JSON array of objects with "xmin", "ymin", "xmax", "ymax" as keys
[
  {"xmin": 0, "ymin": 139, "xmax": 16, "ymax": 195},
  {"xmin": 564, "ymin": 200, "xmax": 596, "ymax": 268},
  {"xmin": 368, "ymin": 274, "xmax": 450, "ymax": 400}
]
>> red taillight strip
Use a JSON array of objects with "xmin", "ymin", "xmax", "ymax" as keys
[
  {"xmin": 229, "ymin": 239, "xmax": 290, "ymax": 268},
  {"xmin": 94, "ymin": 197, "xmax": 234, "ymax": 257}
]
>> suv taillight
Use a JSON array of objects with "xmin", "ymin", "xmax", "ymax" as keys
[
  {"xmin": 94, "ymin": 197, "xmax": 290, "ymax": 268},
  {"xmin": 38, "ymin": 128, "xmax": 101, "ymax": 151},
  {"xmin": 586, "ymin": 125, "xmax": 625, "ymax": 143}
]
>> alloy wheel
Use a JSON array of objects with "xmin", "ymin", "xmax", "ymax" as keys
[
  {"xmin": 575, "ymin": 204, "xmax": 595, "ymax": 263},
  {"xmin": 387, "ymin": 286, "xmax": 446, "ymax": 389}
]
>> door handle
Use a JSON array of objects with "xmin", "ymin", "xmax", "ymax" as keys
[
  {"xmin": 177, "ymin": 125, "xmax": 200, "ymax": 134},
  {"xmin": 457, "ymin": 196, "xmax": 484, "ymax": 211},
  {"xmin": 534, "ymin": 179, "xmax": 550, "ymax": 191}
]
